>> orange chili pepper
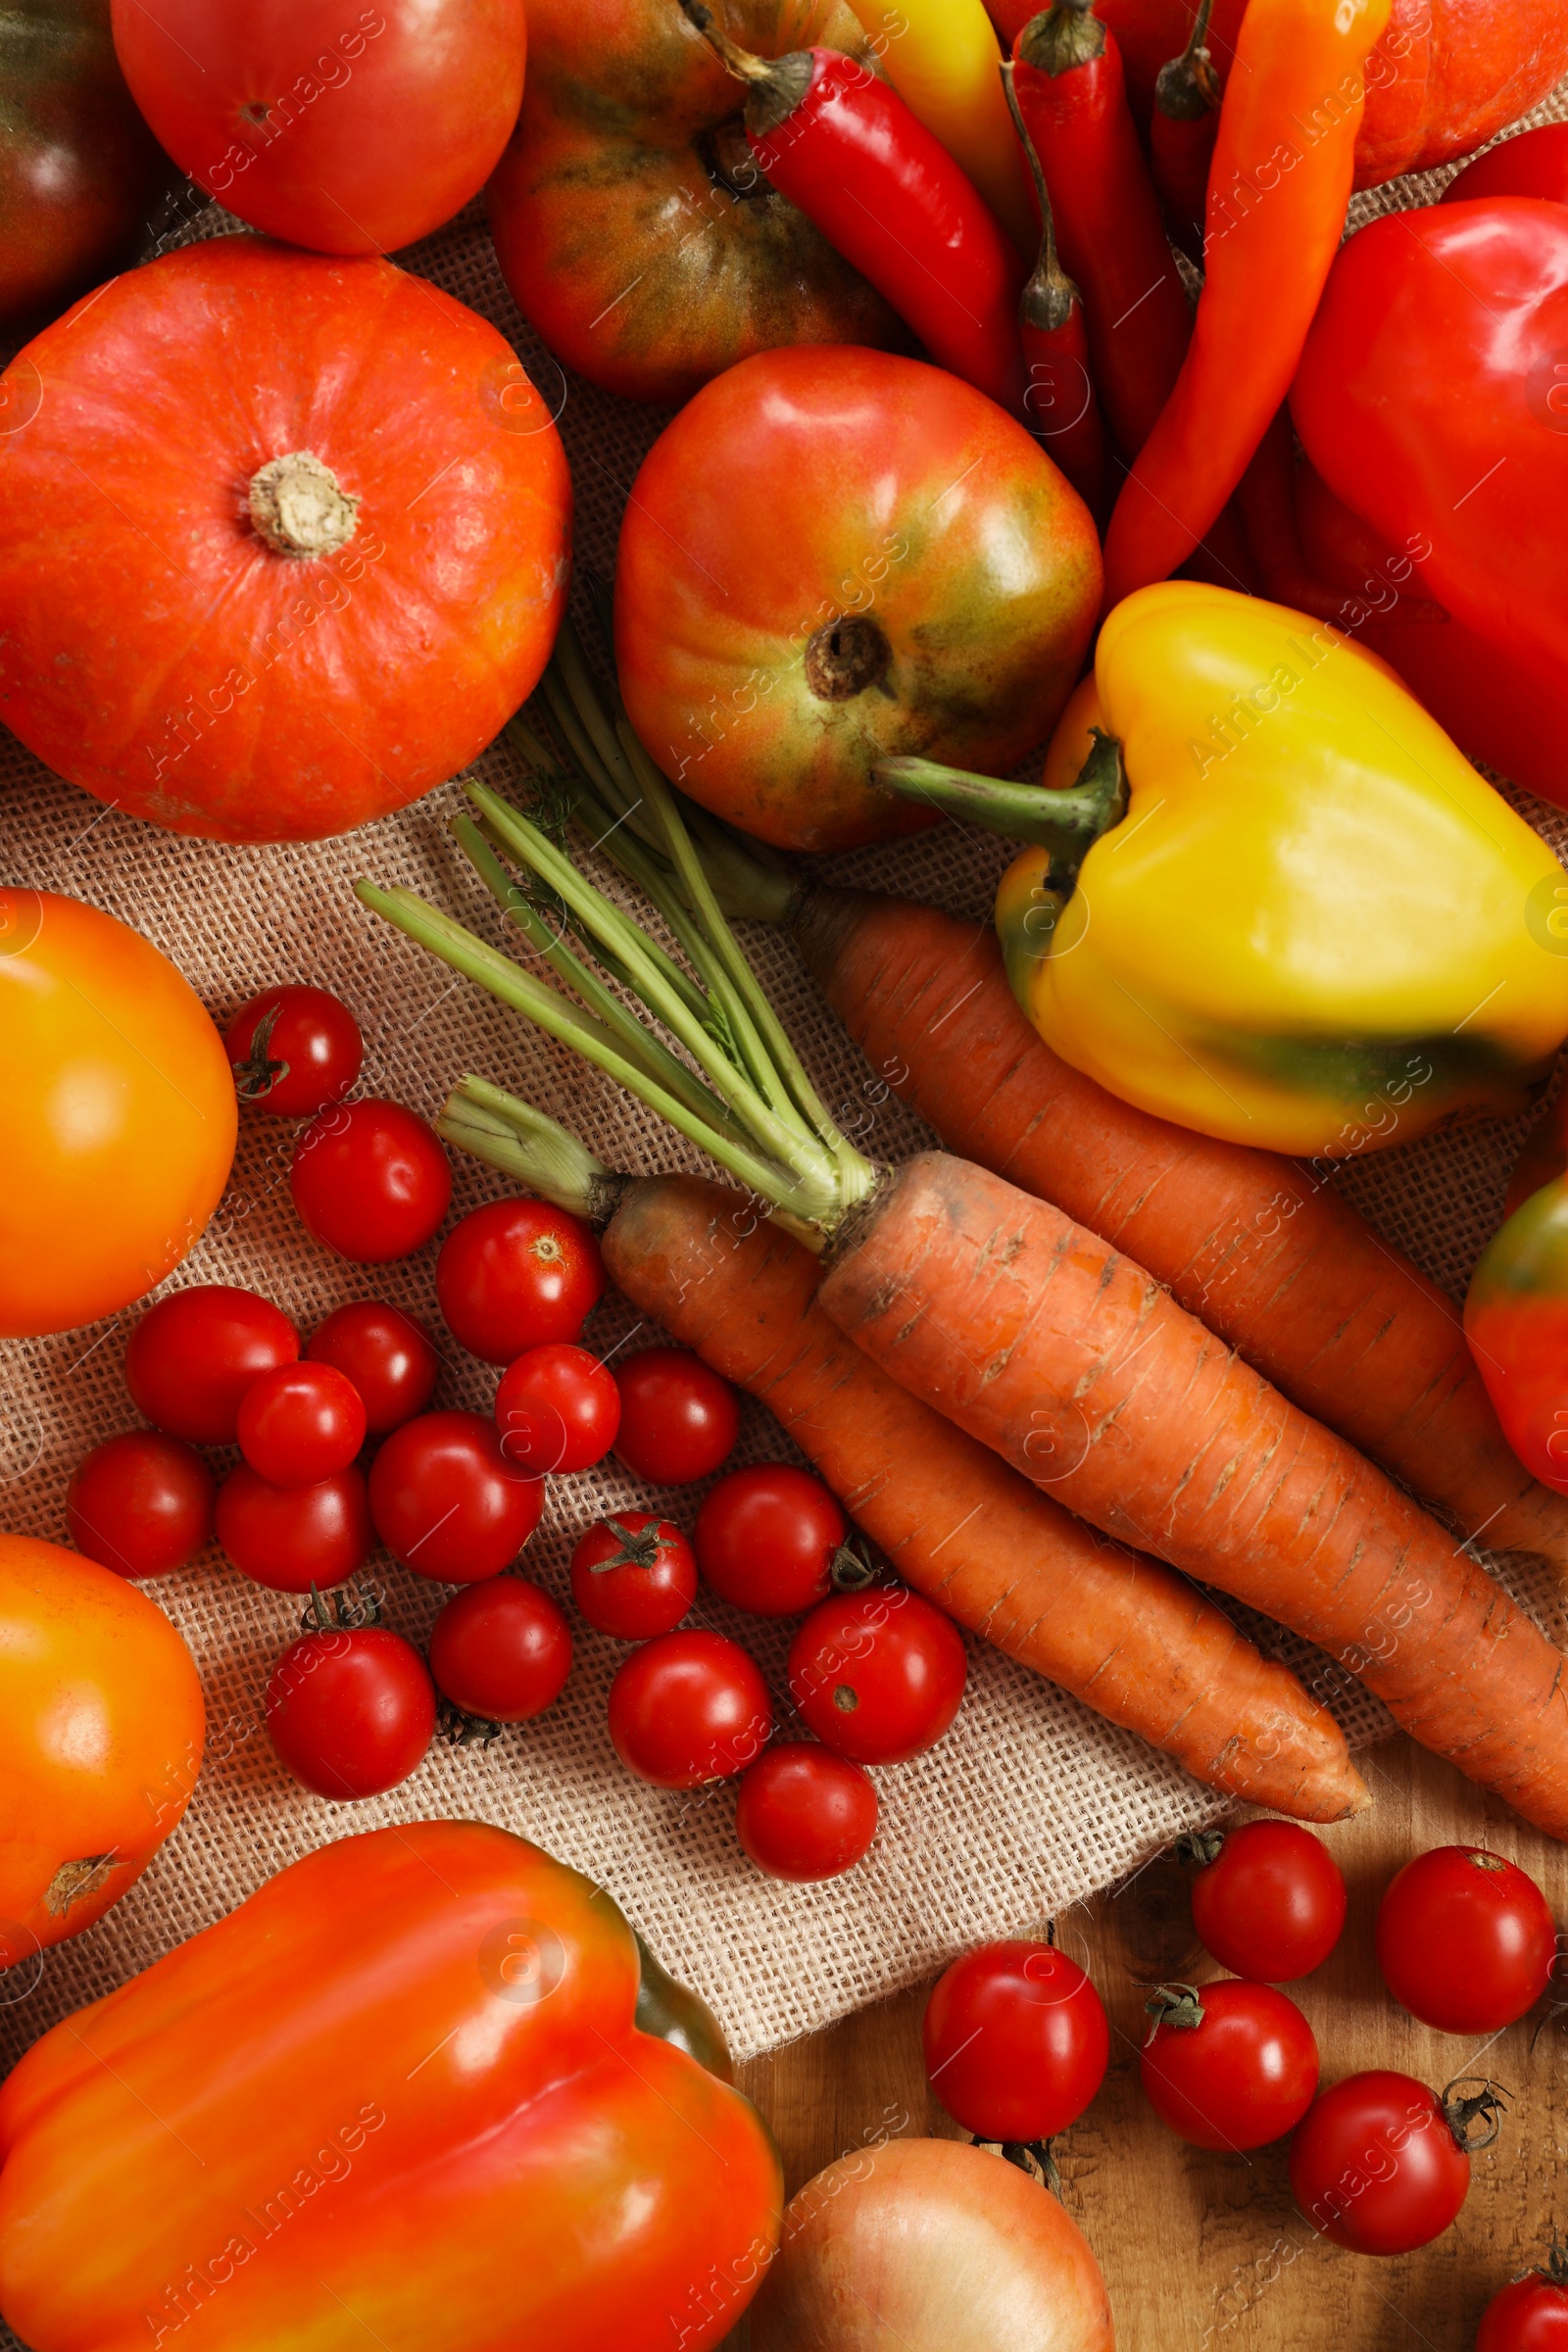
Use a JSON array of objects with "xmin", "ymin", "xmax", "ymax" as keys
[{"xmin": 1102, "ymin": 0, "xmax": 1393, "ymax": 609}]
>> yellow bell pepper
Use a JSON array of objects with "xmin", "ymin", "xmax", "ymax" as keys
[
  {"xmin": 844, "ymin": 0, "xmax": 1036, "ymax": 256},
  {"xmin": 879, "ymin": 583, "xmax": 1568, "ymax": 1157}
]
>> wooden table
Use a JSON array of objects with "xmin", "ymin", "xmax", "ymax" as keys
[{"xmin": 725, "ymin": 1736, "xmax": 1568, "ymax": 2349}]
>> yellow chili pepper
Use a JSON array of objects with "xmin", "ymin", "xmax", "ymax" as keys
[
  {"xmin": 844, "ymin": 0, "xmax": 1035, "ymax": 255},
  {"xmin": 877, "ymin": 583, "xmax": 1568, "ymax": 1157}
]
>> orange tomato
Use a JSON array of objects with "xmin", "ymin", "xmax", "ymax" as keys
[
  {"xmin": 0, "ymin": 890, "xmax": 236, "ymax": 1336},
  {"xmin": 0, "ymin": 1533, "xmax": 206, "ymax": 1971}
]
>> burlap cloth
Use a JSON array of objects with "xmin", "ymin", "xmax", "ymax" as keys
[{"xmin": 5, "ymin": 86, "xmax": 1568, "ymax": 2152}]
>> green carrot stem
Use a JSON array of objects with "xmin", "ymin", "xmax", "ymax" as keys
[
  {"xmin": 437, "ymin": 1075, "xmax": 624, "ymax": 1224},
  {"xmin": 453, "ymin": 814, "xmax": 744, "ymax": 1143},
  {"xmin": 357, "ymin": 879, "xmax": 833, "ymax": 1221},
  {"xmin": 461, "ymin": 782, "xmax": 839, "ymax": 1192}
]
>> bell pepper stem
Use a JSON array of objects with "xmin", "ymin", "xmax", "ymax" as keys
[{"xmin": 874, "ymin": 727, "xmax": 1129, "ymax": 887}]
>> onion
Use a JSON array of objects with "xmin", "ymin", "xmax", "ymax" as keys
[{"xmin": 750, "ymin": 2134, "xmax": 1114, "ymax": 2351}]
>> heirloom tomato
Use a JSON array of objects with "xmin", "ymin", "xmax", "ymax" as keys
[
  {"xmin": 0, "ymin": 1533, "xmax": 205, "ymax": 1969},
  {"xmin": 0, "ymin": 892, "xmax": 236, "ymax": 1338},
  {"xmin": 0, "ymin": 236, "xmax": 570, "ymax": 842},
  {"xmin": 0, "ymin": 0, "xmax": 172, "ymax": 331},
  {"xmin": 486, "ymin": 0, "xmax": 908, "ymax": 405},
  {"xmin": 615, "ymin": 347, "xmax": 1100, "ymax": 852},
  {"xmin": 112, "ymin": 0, "xmax": 526, "ymax": 256},
  {"xmin": 0, "ymin": 1824, "xmax": 781, "ymax": 2352}
]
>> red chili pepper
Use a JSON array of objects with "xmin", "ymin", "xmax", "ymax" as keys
[
  {"xmin": 1000, "ymin": 61, "xmax": 1109, "ymax": 520},
  {"xmin": 1102, "ymin": 0, "xmax": 1393, "ymax": 610},
  {"xmin": 679, "ymin": 1, "xmax": 1025, "ymax": 416},
  {"xmin": 1008, "ymin": 2, "xmax": 1191, "ymax": 465},
  {"xmin": 1150, "ymin": 0, "xmax": 1220, "ymax": 262}
]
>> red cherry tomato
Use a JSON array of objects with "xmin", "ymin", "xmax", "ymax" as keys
[
  {"xmin": 290, "ymin": 1098, "xmax": 451, "ymax": 1263},
  {"xmin": 569, "ymin": 1512, "xmax": 697, "ymax": 1640},
  {"xmin": 788, "ymin": 1587, "xmax": 967, "ymax": 1766},
  {"xmin": 1477, "ymin": 2265, "xmax": 1568, "ymax": 2352},
  {"xmin": 607, "ymin": 1629, "xmax": 772, "ymax": 1788},
  {"xmin": 1141, "ymin": 1980, "xmax": 1319, "ymax": 2152},
  {"xmin": 236, "ymin": 1361, "xmax": 368, "ymax": 1487},
  {"xmin": 267, "ymin": 1611, "xmax": 435, "ymax": 1800},
  {"xmin": 124, "ymin": 1284, "xmax": 299, "ymax": 1445},
  {"xmin": 734, "ymin": 1742, "xmax": 878, "ymax": 1882},
  {"xmin": 1444, "ymin": 124, "xmax": 1568, "ymax": 208},
  {"xmin": 1188, "ymin": 1820, "xmax": 1348, "ymax": 1982},
  {"xmin": 224, "ymin": 984, "xmax": 363, "ymax": 1117},
  {"xmin": 695, "ymin": 1463, "xmax": 845, "ymax": 1617},
  {"xmin": 1289, "ymin": 2072, "xmax": 1473, "ymax": 2256},
  {"xmin": 493, "ymin": 1343, "xmax": 620, "ymax": 1475},
  {"xmin": 304, "ymin": 1299, "xmax": 440, "ymax": 1434},
  {"xmin": 436, "ymin": 1197, "xmax": 605, "ymax": 1364},
  {"xmin": 1375, "ymin": 1845, "xmax": 1556, "ymax": 2034},
  {"xmin": 215, "ymin": 1463, "xmax": 372, "ymax": 1593},
  {"xmin": 66, "ymin": 1430, "xmax": 215, "ymax": 1580},
  {"xmin": 368, "ymin": 1409, "xmax": 543, "ymax": 1584},
  {"xmin": 612, "ymin": 1347, "xmax": 739, "ymax": 1485},
  {"xmin": 428, "ymin": 1577, "xmax": 573, "ymax": 1727},
  {"xmin": 922, "ymin": 1940, "xmax": 1109, "ymax": 2142}
]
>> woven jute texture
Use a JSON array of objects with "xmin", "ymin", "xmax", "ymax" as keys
[{"xmin": 4, "ymin": 79, "xmax": 1568, "ymax": 2137}]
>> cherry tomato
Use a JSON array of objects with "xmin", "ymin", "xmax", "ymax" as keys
[
  {"xmin": 224, "ymin": 984, "xmax": 363, "ymax": 1117},
  {"xmin": 1444, "ymin": 124, "xmax": 1568, "ymax": 208},
  {"xmin": 788, "ymin": 1587, "xmax": 966, "ymax": 1766},
  {"xmin": 1289, "ymin": 2072, "xmax": 1473, "ymax": 2256},
  {"xmin": 1188, "ymin": 1820, "xmax": 1348, "ymax": 1982},
  {"xmin": 428, "ymin": 1578, "xmax": 573, "ymax": 1726},
  {"xmin": 124, "ymin": 1284, "xmax": 299, "ymax": 1445},
  {"xmin": 304, "ymin": 1299, "xmax": 441, "ymax": 1434},
  {"xmin": 613, "ymin": 1347, "xmax": 740, "ymax": 1485},
  {"xmin": 569, "ymin": 1512, "xmax": 697, "ymax": 1640},
  {"xmin": 436, "ymin": 1197, "xmax": 605, "ymax": 1365},
  {"xmin": 368, "ymin": 1409, "xmax": 543, "ymax": 1584},
  {"xmin": 734, "ymin": 1742, "xmax": 878, "ymax": 1883},
  {"xmin": 236, "ymin": 1362, "xmax": 367, "ymax": 1488},
  {"xmin": 215, "ymin": 1463, "xmax": 372, "ymax": 1593},
  {"xmin": 695, "ymin": 1463, "xmax": 845, "ymax": 1617},
  {"xmin": 291, "ymin": 1098, "xmax": 451, "ymax": 1263},
  {"xmin": 1477, "ymin": 2263, "xmax": 1568, "ymax": 2352},
  {"xmin": 66, "ymin": 1431, "xmax": 215, "ymax": 1580},
  {"xmin": 608, "ymin": 1629, "xmax": 772, "ymax": 1788},
  {"xmin": 494, "ymin": 1343, "xmax": 620, "ymax": 1475},
  {"xmin": 922, "ymin": 1941, "xmax": 1109, "ymax": 2142},
  {"xmin": 1141, "ymin": 1980, "xmax": 1319, "ymax": 2152},
  {"xmin": 1376, "ymin": 1846, "xmax": 1556, "ymax": 2034},
  {"xmin": 267, "ymin": 1602, "xmax": 435, "ymax": 1800}
]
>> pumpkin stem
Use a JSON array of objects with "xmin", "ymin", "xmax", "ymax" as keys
[{"xmin": 249, "ymin": 450, "xmax": 360, "ymax": 560}]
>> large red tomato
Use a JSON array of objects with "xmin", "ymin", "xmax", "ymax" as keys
[
  {"xmin": 0, "ymin": 235, "xmax": 570, "ymax": 843},
  {"xmin": 615, "ymin": 346, "xmax": 1101, "ymax": 852},
  {"xmin": 112, "ymin": 0, "xmax": 526, "ymax": 256},
  {"xmin": 0, "ymin": 1533, "xmax": 206, "ymax": 1970},
  {"xmin": 0, "ymin": 892, "xmax": 236, "ymax": 1337},
  {"xmin": 486, "ymin": 0, "xmax": 910, "ymax": 405},
  {"xmin": 985, "ymin": 0, "xmax": 1568, "ymax": 189}
]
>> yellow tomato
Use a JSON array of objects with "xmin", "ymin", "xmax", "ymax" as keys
[
  {"xmin": 0, "ymin": 1533, "xmax": 206, "ymax": 1969},
  {"xmin": 0, "ymin": 890, "xmax": 236, "ymax": 1335}
]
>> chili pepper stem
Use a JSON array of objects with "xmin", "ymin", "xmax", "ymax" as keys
[
  {"xmin": 874, "ymin": 729, "xmax": 1129, "ymax": 885},
  {"xmin": 1017, "ymin": 1, "xmax": 1105, "ymax": 76},
  {"xmin": 678, "ymin": 0, "xmax": 811, "ymax": 134},
  {"xmin": 1154, "ymin": 0, "xmax": 1220, "ymax": 120},
  {"xmin": 1002, "ymin": 61, "xmax": 1078, "ymax": 335}
]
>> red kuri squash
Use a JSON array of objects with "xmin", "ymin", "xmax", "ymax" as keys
[{"xmin": 0, "ymin": 235, "xmax": 570, "ymax": 842}]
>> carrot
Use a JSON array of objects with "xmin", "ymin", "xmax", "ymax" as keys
[
  {"xmin": 791, "ymin": 883, "xmax": 1568, "ymax": 1580},
  {"xmin": 357, "ymin": 632, "xmax": 1568, "ymax": 1838},
  {"xmin": 818, "ymin": 1152, "xmax": 1568, "ymax": 1841},
  {"xmin": 600, "ymin": 1169, "xmax": 1367, "ymax": 1823}
]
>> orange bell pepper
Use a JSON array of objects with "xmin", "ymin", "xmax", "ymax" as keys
[{"xmin": 0, "ymin": 1823, "xmax": 781, "ymax": 2352}]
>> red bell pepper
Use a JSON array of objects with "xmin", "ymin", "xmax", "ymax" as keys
[
  {"xmin": 1292, "ymin": 196, "xmax": 1568, "ymax": 812},
  {"xmin": 1466, "ymin": 1097, "xmax": 1568, "ymax": 1501},
  {"xmin": 0, "ymin": 1823, "xmax": 781, "ymax": 2352}
]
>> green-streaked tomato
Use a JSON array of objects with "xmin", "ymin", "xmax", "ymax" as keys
[
  {"xmin": 614, "ymin": 345, "xmax": 1102, "ymax": 853},
  {"xmin": 1465, "ymin": 1175, "xmax": 1568, "ymax": 1496}
]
